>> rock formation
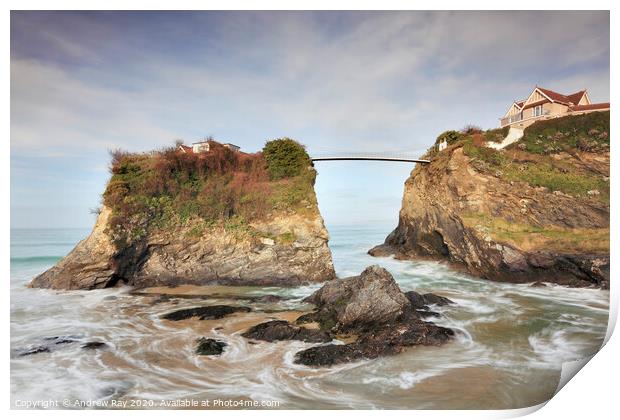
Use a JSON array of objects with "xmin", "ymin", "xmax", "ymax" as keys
[
  {"xmin": 245, "ymin": 265, "xmax": 456, "ymax": 367},
  {"xmin": 30, "ymin": 139, "xmax": 335, "ymax": 290},
  {"xmin": 370, "ymin": 114, "xmax": 610, "ymax": 288}
]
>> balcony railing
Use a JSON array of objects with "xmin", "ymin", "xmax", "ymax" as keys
[
  {"xmin": 500, "ymin": 110, "xmax": 551, "ymax": 127},
  {"xmin": 500, "ymin": 113, "xmax": 523, "ymax": 127}
]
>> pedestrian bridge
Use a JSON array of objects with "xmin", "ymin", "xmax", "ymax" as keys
[{"xmin": 310, "ymin": 152, "xmax": 430, "ymax": 164}]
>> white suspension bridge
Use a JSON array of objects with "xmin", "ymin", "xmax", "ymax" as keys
[{"xmin": 309, "ymin": 151, "xmax": 430, "ymax": 164}]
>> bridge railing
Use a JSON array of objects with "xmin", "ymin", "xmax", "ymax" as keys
[{"xmin": 309, "ymin": 151, "xmax": 430, "ymax": 163}]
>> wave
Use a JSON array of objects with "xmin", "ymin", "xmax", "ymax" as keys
[{"xmin": 11, "ymin": 256, "xmax": 62, "ymax": 265}]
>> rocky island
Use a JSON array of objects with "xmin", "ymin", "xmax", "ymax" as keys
[
  {"xmin": 370, "ymin": 112, "xmax": 610, "ymax": 288},
  {"xmin": 30, "ymin": 138, "xmax": 335, "ymax": 289}
]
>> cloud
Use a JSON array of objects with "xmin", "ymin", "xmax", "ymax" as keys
[
  {"xmin": 11, "ymin": 11, "xmax": 610, "ymax": 156},
  {"xmin": 10, "ymin": 11, "xmax": 610, "ymax": 228}
]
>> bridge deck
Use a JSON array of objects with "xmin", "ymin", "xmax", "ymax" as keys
[{"xmin": 311, "ymin": 156, "xmax": 430, "ymax": 164}]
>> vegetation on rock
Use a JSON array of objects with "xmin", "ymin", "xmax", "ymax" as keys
[
  {"xmin": 518, "ymin": 111, "xmax": 609, "ymax": 154},
  {"xmin": 102, "ymin": 139, "xmax": 317, "ymax": 248},
  {"xmin": 461, "ymin": 212, "xmax": 609, "ymax": 254},
  {"xmin": 263, "ymin": 137, "xmax": 312, "ymax": 180},
  {"xmin": 457, "ymin": 112, "xmax": 610, "ymax": 202}
]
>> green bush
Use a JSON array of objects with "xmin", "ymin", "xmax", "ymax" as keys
[
  {"xmin": 435, "ymin": 130, "xmax": 462, "ymax": 146},
  {"xmin": 262, "ymin": 138, "xmax": 311, "ymax": 180},
  {"xmin": 484, "ymin": 127, "xmax": 510, "ymax": 143}
]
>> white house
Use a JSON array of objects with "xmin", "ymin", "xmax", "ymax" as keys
[
  {"xmin": 191, "ymin": 141, "xmax": 210, "ymax": 153},
  {"xmin": 500, "ymin": 86, "xmax": 609, "ymax": 129},
  {"xmin": 223, "ymin": 143, "xmax": 241, "ymax": 152},
  {"xmin": 178, "ymin": 139, "xmax": 241, "ymax": 154}
]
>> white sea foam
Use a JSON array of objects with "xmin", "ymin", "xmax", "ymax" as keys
[{"xmin": 10, "ymin": 226, "xmax": 610, "ymax": 409}]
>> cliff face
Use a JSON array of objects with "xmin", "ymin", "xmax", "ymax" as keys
[
  {"xmin": 371, "ymin": 114, "xmax": 610, "ymax": 288},
  {"xmin": 30, "ymin": 205, "xmax": 334, "ymax": 290},
  {"xmin": 31, "ymin": 139, "xmax": 335, "ymax": 290}
]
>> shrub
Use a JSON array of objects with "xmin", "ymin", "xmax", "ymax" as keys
[
  {"xmin": 484, "ymin": 126, "xmax": 510, "ymax": 143},
  {"xmin": 262, "ymin": 138, "xmax": 311, "ymax": 180},
  {"xmin": 435, "ymin": 130, "xmax": 463, "ymax": 146},
  {"xmin": 461, "ymin": 124, "xmax": 483, "ymax": 135}
]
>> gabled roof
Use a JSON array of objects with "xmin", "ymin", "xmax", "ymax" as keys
[
  {"xmin": 502, "ymin": 100, "xmax": 526, "ymax": 118},
  {"xmin": 179, "ymin": 145, "xmax": 193, "ymax": 153},
  {"xmin": 535, "ymin": 87, "xmax": 587, "ymax": 106}
]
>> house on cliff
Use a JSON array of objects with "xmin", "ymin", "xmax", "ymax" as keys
[
  {"xmin": 178, "ymin": 139, "xmax": 241, "ymax": 154},
  {"xmin": 500, "ymin": 86, "xmax": 610, "ymax": 129}
]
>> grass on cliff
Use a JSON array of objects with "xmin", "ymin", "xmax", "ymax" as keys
[
  {"xmin": 461, "ymin": 212, "xmax": 609, "ymax": 254},
  {"xmin": 456, "ymin": 112, "xmax": 610, "ymax": 202},
  {"xmin": 103, "ymin": 138, "xmax": 316, "ymax": 248},
  {"xmin": 516, "ymin": 111, "xmax": 609, "ymax": 154}
]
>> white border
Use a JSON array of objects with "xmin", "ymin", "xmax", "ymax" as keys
[{"xmin": 4, "ymin": 2, "xmax": 617, "ymax": 419}]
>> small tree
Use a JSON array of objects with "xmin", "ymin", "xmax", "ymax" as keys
[{"xmin": 262, "ymin": 138, "xmax": 311, "ymax": 180}]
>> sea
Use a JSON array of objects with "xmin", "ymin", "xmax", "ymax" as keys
[{"xmin": 10, "ymin": 224, "xmax": 610, "ymax": 409}]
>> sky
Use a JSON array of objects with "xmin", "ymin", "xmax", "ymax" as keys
[{"xmin": 10, "ymin": 11, "xmax": 610, "ymax": 230}]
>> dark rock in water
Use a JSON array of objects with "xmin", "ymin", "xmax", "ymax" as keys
[
  {"xmin": 295, "ymin": 309, "xmax": 338, "ymax": 331},
  {"xmin": 43, "ymin": 335, "xmax": 80, "ymax": 345},
  {"xmin": 52, "ymin": 338, "xmax": 76, "ymax": 345},
  {"xmin": 294, "ymin": 343, "xmax": 363, "ymax": 366},
  {"xmin": 404, "ymin": 291, "xmax": 454, "ymax": 309},
  {"xmin": 304, "ymin": 265, "xmax": 412, "ymax": 332},
  {"xmin": 162, "ymin": 305, "xmax": 251, "ymax": 321},
  {"xmin": 81, "ymin": 341, "xmax": 108, "ymax": 350},
  {"xmin": 16, "ymin": 335, "xmax": 82, "ymax": 356},
  {"xmin": 18, "ymin": 345, "xmax": 51, "ymax": 357},
  {"xmin": 367, "ymin": 244, "xmax": 396, "ymax": 257},
  {"xmin": 530, "ymin": 281, "xmax": 547, "ymax": 288},
  {"xmin": 195, "ymin": 337, "xmax": 227, "ymax": 355},
  {"xmin": 422, "ymin": 293, "xmax": 454, "ymax": 306},
  {"xmin": 242, "ymin": 320, "xmax": 332, "ymax": 343},
  {"xmin": 293, "ymin": 265, "xmax": 456, "ymax": 366},
  {"xmin": 417, "ymin": 310, "xmax": 441, "ymax": 318},
  {"xmin": 295, "ymin": 321, "xmax": 454, "ymax": 367}
]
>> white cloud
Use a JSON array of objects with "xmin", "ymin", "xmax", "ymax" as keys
[{"xmin": 10, "ymin": 11, "xmax": 609, "ymax": 228}]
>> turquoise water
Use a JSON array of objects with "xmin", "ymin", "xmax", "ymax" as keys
[{"xmin": 10, "ymin": 225, "xmax": 610, "ymax": 409}]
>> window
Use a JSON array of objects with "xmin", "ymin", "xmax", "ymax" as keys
[{"xmin": 533, "ymin": 105, "xmax": 543, "ymax": 117}]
